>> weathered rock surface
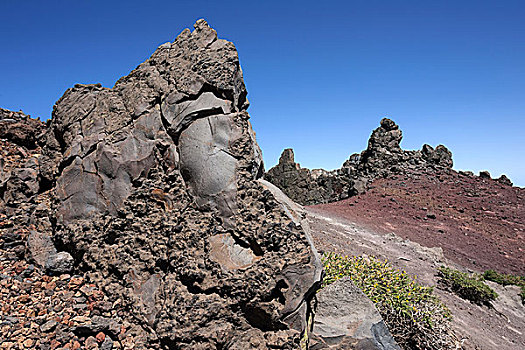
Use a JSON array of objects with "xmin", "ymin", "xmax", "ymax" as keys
[
  {"xmin": 1, "ymin": 20, "xmax": 322, "ymax": 349},
  {"xmin": 266, "ymin": 118, "xmax": 455, "ymax": 205},
  {"xmin": 0, "ymin": 108, "xmax": 45, "ymax": 149},
  {"xmin": 264, "ymin": 149, "xmax": 355, "ymax": 205},
  {"xmin": 310, "ymin": 278, "xmax": 400, "ymax": 350},
  {"xmin": 479, "ymin": 170, "xmax": 492, "ymax": 179},
  {"xmin": 497, "ymin": 174, "xmax": 513, "ymax": 186}
]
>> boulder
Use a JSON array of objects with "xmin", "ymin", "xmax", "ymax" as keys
[
  {"xmin": 358, "ymin": 118, "xmax": 404, "ymax": 176},
  {"xmin": 310, "ymin": 278, "xmax": 400, "ymax": 350},
  {"xmin": 496, "ymin": 174, "xmax": 513, "ymax": 187},
  {"xmin": 35, "ymin": 19, "xmax": 321, "ymax": 349},
  {"xmin": 45, "ymin": 251, "xmax": 74, "ymax": 275},
  {"xmin": 421, "ymin": 144, "xmax": 453, "ymax": 168},
  {"xmin": 479, "ymin": 170, "xmax": 491, "ymax": 179}
]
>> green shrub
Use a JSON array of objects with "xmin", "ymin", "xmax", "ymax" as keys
[
  {"xmin": 483, "ymin": 269, "xmax": 525, "ymax": 305},
  {"xmin": 438, "ymin": 266, "xmax": 498, "ymax": 305},
  {"xmin": 322, "ymin": 252, "xmax": 456, "ymax": 349}
]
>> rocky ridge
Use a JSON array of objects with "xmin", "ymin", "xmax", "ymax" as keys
[
  {"xmin": 265, "ymin": 118, "xmax": 455, "ymax": 206},
  {"xmin": 1, "ymin": 20, "xmax": 322, "ymax": 349}
]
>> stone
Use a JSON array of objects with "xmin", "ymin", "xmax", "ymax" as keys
[
  {"xmin": 72, "ymin": 316, "xmax": 110, "ymax": 336},
  {"xmin": 40, "ymin": 320, "xmax": 58, "ymax": 333},
  {"xmin": 100, "ymin": 338, "xmax": 113, "ymax": 350},
  {"xmin": 0, "ymin": 108, "xmax": 44, "ymax": 149},
  {"xmin": 45, "ymin": 252, "xmax": 74, "ymax": 275},
  {"xmin": 265, "ymin": 119, "xmax": 454, "ymax": 205},
  {"xmin": 265, "ymin": 149, "xmax": 355, "ymax": 205},
  {"xmin": 496, "ymin": 174, "xmax": 513, "ymax": 186},
  {"xmin": 32, "ymin": 19, "xmax": 321, "ymax": 349},
  {"xmin": 310, "ymin": 278, "xmax": 400, "ymax": 350},
  {"xmin": 421, "ymin": 144, "xmax": 453, "ymax": 168},
  {"xmin": 27, "ymin": 230, "xmax": 57, "ymax": 268},
  {"xmin": 479, "ymin": 170, "xmax": 491, "ymax": 179}
]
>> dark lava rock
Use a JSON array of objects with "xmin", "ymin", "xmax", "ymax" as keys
[
  {"xmin": 497, "ymin": 174, "xmax": 513, "ymax": 186},
  {"xmin": 264, "ymin": 149, "xmax": 355, "ymax": 205},
  {"xmin": 265, "ymin": 118, "xmax": 455, "ymax": 206},
  {"xmin": 358, "ymin": 118, "xmax": 404, "ymax": 175},
  {"xmin": 0, "ymin": 108, "xmax": 45, "ymax": 149},
  {"xmin": 12, "ymin": 19, "xmax": 322, "ymax": 349},
  {"xmin": 40, "ymin": 320, "xmax": 58, "ymax": 333},
  {"xmin": 310, "ymin": 278, "xmax": 400, "ymax": 350},
  {"xmin": 479, "ymin": 170, "xmax": 492, "ymax": 179},
  {"xmin": 421, "ymin": 144, "xmax": 453, "ymax": 168}
]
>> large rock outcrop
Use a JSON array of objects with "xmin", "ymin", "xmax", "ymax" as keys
[
  {"xmin": 2, "ymin": 20, "xmax": 322, "ymax": 349},
  {"xmin": 264, "ymin": 149, "xmax": 355, "ymax": 205},
  {"xmin": 266, "ymin": 118, "xmax": 454, "ymax": 205}
]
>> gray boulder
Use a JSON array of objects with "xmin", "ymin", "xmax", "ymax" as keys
[
  {"xmin": 310, "ymin": 278, "xmax": 400, "ymax": 350},
  {"xmin": 45, "ymin": 251, "xmax": 74, "ymax": 275}
]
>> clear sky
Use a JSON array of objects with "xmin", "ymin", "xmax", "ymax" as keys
[{"xmin": 1, "ymin": 0, "xmax": 524, "ymax": 186}]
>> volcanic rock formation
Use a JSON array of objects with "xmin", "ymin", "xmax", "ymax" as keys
[
  {"xmin": 1, "ymin": 20, "xmax": 322, "ymax": 349},
  {"xmin": 265, "ymin": 118, "xmax": 454, "ymax": 205},
  {"xmin": 263, "ymin": 149, "xmax": 355, "ymax": 206}
]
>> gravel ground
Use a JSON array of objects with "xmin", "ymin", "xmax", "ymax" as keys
[
  {"xmin": 307, "ymin": 208, "xmax": 525, "ymax": 350},
  {"xmin": 309, "ymin": 167, "xmax": 524, "ymax": 275}
]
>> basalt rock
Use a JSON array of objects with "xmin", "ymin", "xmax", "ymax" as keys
[
  {"xmin": 266, "ymin": 119, "xmax": 455, "ymax": 206},
  {"xmin": 264, "ymin": 149, "xmax": 355, "ymax": 205},
  {"xmin": 497, "ymin": 174, "xmax": 513, "ymax": 187},
  {"xmin": 479, "ymin": 170, "xmax": 491, "ymax": 179},
  {"xmin": 357, "ymin": 118, "xmax": 404, "ymax": 176},
  {"xmin": 25, "ymin": 20, "xmax": 322, "ymax": 349},
  {"xmin": 310, "ymin": 278, "xmax": 400, "ymax": 350},
  {"xmin": 421, "ymin": 144, "xmax": 453, "ymax": 168},
  {"xmin": 0, "ymin": 108, "xmax": 45, "ymax": 149}
]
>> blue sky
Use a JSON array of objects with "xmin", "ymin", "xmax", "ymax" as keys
[{"xmin": 1, "ymin": 0, "xmax": 524, "ymax": 186}]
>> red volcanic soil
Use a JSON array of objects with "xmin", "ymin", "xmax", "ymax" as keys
[{"xmin": 309, "ymin": 168, "xmax": 525, "ymax": 275}]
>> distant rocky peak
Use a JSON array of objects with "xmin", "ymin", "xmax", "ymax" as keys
[
  {"xmin": 279, "ymin": 148, "xmax": 296, "ymax": 164},
  {"xmin": 380, "ymin": 117, "xmax": 399, "ymax": 131},
  {"xmin": 366, "ymin": 117, "xmax": 403, "ymax": 153}
]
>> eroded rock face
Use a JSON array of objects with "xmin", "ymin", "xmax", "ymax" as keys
[
  {"xmin": 266, "ymin": 119, "xmax": 455, "ymax": 206},
  {"xmin": 264, "ymin": 149, "xmax": 355, "ymax": 205},
  {"xmin": 0, "ymin": 108, "xmax": 45, "ymax": 149},
  {"xmin": 25, "ymin": 20, "xmax": 321, "ymax": 349},
  {"xmin": 421, "ymin": 144, "xmax": 453, "ymax": 168},
  {"xmin": 358, "ymin": 118, "xmax": 403, "ymax": 175}
]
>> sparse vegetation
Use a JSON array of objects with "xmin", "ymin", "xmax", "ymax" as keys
[
  {"xmin": 483, "ymin": 269, "xmax": 525, "ymax": 305},
  {"xmin": 322, "ymin": 252, "xmax": 456, "ymax": 349},
  {"xmin": 438, "ymin": 266, "xmax": 498, "ymax": 305}
]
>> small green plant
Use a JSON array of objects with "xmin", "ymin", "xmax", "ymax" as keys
[
  {"xmin": 483, "ymin": 270, "xmax": 525, "ymax": 305},
  {"xmin": 322, "ymin": 252, "xmax": 456, "ymax": 349},
  {"xmin": 438, "ymin": 266, "xmax": 498, "ymax": 305}
]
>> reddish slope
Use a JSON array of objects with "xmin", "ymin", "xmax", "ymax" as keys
[{"xmin": 309, "ymin": 168, "xmax": 525, "ymax": 275}]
